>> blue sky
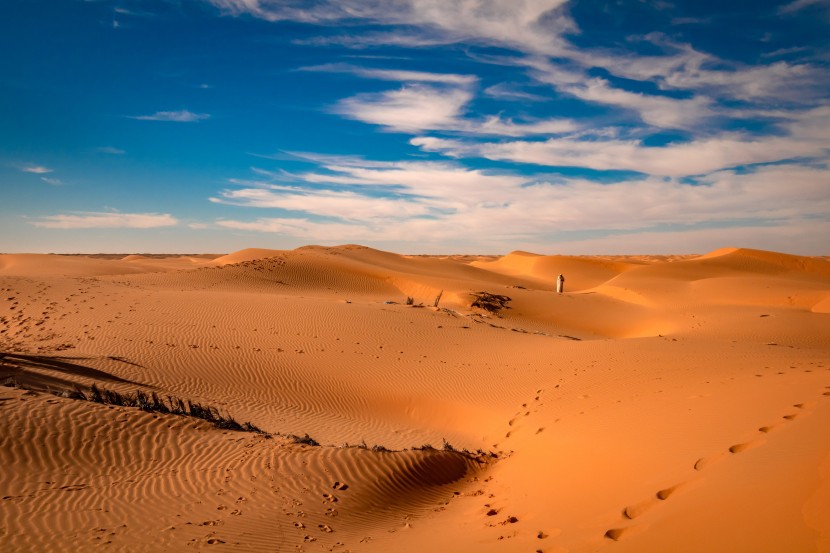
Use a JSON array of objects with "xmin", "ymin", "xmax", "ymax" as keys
[{"xmin": 1, "ymin": 0, "xmax": 829, "ymax": 254}]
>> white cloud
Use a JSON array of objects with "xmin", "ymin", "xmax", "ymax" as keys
[
  {"xmin": 300, "ymin": 63, "xmax": 478, "ymax": 85},
  {"xmin": 21, "ymin": 165, "xmax": 53, "ymax": 174},
  {"xmin": 288, "ymin": 155, "xmax": 526, "ymax": 202},
  {"xmin": 334, "ymin": 83, "xmax": 576, "ymax": 136},
  {"xmin": 659, "ymin": 61, "xmax": 827, "ymax": 103},
  {"xmin": 334, "ymin": 85, "xmax": 472, "ymax": 132},
  {"xmin": 32, "ymin": 212, "xmax": 179, "ymax": 229},
  {"xmin": 411, "ymin": 120, "xmax": 830, "ymax": 177},
  {"xmin": 40, "ymin": 177, "xmax": 62, "ymax": 186},
  {"xmin": 208, "ymin": 0, "xmax": 574, "ymax": 56},
  {"xmin": 475, "ymin": 116, "xmax": 578, "ymax": 136},
  {"xmin": 211, "ymin": 156, "xmax": 830, "ymax": 254},
  {"xmin": 563, "ymin": 78, "xmax": 713, "ymax": 129},
  {"xmin": 210, "ymin": 186, "xmax": 433, "ymax": 219},
  {"xmin": 130, "ymin": 110, "xmax": 210, "ymax": 122}
]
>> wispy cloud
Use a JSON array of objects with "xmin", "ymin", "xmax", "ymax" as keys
[
  {"xmin": 20, "ymin": 165, "xmax": 53, "ymax": 174},
  {"xmin": 411, "ymin": 132, "xmax": 826, "ymax": 178},
  {"xmin": 300, "ymin": 63, "xmax": 478, "ymax": 85},
  {"xmin": 130, "ymin": 110, "xmax": 210, "ymax": 122},
  {"xmin": 334, "ymin": 83, "xmax": 576, "ymax": 136},
  {"xmin": 211, "ymin": 157, "xmax": 830, "ymax": 251},
  {"xmin": 212, "ymin": 186, "xmax": 432, "ymax": 219},
  {"xmin": 778, "ymin": 0, "xmax": 828, "ymax": 14},
  {"xmin": 410, "ymin": 104, "xmax": 830, "ymax": 177},
  {"xmin": 209, "ymin": 0, "xmax": 574, "ymax": 55},
  {"xmin": 562, "ymin": 77, "xmax": 713, "ymax": 129},
  {"xmin": 96, "ymin": 146, "xmax": 125, "ymax": 155},
  {"xmin": 40, "ymin": 177, "xmax": 62, "ymax": 186},
  {"xmin": 483, "ymin": 83, "xmax": 548, "ymax": 102},
  {"xmin": 32, "ymin": 212, "xmax": 179, "ymax": 229}
]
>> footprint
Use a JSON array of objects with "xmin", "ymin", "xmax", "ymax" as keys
[
  {"xmin": 656, "ymin": 485, "xmax": 678, "ymax": 500},
  {"xmin": 623, "ymin": 499, "xmax": 656, "ymax": 520},
  {"xmin": 332, "ymin": 481, "xmax": 349, "ymax": 491},
  {"xmin": 758, "ymin": 423, "xmax": 781, "ymax": 433},
  {"xmin": 322, "ymin": 493, "xmax": 338, "ymax": 503},
  {"xmin": 783, "ymin": 413, "xmax": 799, "ymax": 421},
  {"xmin": 694, "ymin": 452, "xmax": 727, "ymax": 471},
  {"xmin": 604, "ymin": 528, "xmax": 626, "ymax": 541},
  {"xmin": 729, "ymin": 440, "xmax": 762, "ymax": 454},
  {"xmin": 318, "ymin": 524, "xmax": 334, "ymax": 533}
]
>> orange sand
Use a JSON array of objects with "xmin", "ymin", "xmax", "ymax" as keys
[{"xmin": 1, "ymin": 245, "xmax": 829, "ymax": 552}]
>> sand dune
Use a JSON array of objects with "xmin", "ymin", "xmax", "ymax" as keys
[
  {"xmin": 1, "ymin": 245, "xmax": 829, "ymax": 551},
  {"xmin": 471, "ymin": 250, "xmax": 638, "ymax": 292}
]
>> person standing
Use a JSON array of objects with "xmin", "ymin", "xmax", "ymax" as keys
[{"xmin": 556, "ymin": 273, "xmax": 565, "ymax": 294}]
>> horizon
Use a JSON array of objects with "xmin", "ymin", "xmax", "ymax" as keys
[
  {"xmin": 2, "ymin": 244, "xmax": 828, "ymax": 259},
  {"xmin": 2, "ymin": 0, "xmax": 829, "ymax": 255}
]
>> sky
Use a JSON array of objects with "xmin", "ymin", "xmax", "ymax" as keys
[{"xmin": 1, "ymin": 0, "xmax": 829, "ymax": 254}]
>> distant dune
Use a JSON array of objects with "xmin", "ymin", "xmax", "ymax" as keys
[{"xmin": 1, "ymin": 245, "xmax": 829, "ymax": 552}]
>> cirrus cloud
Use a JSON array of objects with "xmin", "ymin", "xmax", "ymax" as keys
[
  {"xmin": 32, "ymin": 212, "xmax": 179, "ymax": 229},
  {"xmin": 129, "ymin": 110, "xmax": 210, "ymax": 122}
]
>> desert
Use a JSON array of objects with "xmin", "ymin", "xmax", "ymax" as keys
[{"xmin": 1, "ymin": 245, "xmax": 829, "ymax": 552}]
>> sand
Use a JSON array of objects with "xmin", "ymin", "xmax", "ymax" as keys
[{"xmin": 1, "ymin": 245, "xmax": 829, "ymax": 552}]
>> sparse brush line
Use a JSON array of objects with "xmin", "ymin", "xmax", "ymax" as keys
[
  {"xmin": 0, "ymin": 378, "xmax": 499, "ymax": 464},
  {"xmin": 80, "ymin": 383, "xmax": 266, "ymax": 434}
]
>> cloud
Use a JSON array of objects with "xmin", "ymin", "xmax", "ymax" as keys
[
  {"xmin": 483, "ymin": 83, "xmax": 548, "ymax": 102},
  {"xmin": 210, "ymin": 186, "xmax": 433, "ymax": 219},
  {"xmin": 208, "ymin": 0, "xmax": 575, "ymax": 55},
  {"xmin": 563, "ymin": 78, "xmax": 714, "ymax": 129},
  {"xmin": 334, "ymin": 84, "xmax": 471, "ymax": 132},
  {"xmin": 40, "ymin": 177, "xmax": 62, "ymax": 186},
  {"xmin": 21, "ymin": 165, "xmax": 53, "ymax": 174},
  {"xmin": 333, "ymin": 83, "xmax": 576, "ymax": 135},
  {"xmin": 411, "ymin": 106, "xmax": 830, "ymax": 177},
  {"xmin": 778, "ymin": 0, "xmax": 828, "ymax": 14},
  {"xmin": 32, "ymin": 212, "xmax": 179, "ymax": 229},
  {"xmin": 96, "ymin": 146, "xmax": 125, "ymax": 154},
  {"xmin": 130, "ymin": 110, "xmax": 210, "ymax": 122},
  {"xmin": 209, "ymin": 155, "xmax": 830, "ymax": 253},
  {"xmin": 300, "ymin": 63, "xmax": 478, "ymax": 85}
]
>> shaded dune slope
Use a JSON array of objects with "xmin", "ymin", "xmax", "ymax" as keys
[{"xmin": 0, "ymin": 386, "xmax": 483, "ymax": 552}]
